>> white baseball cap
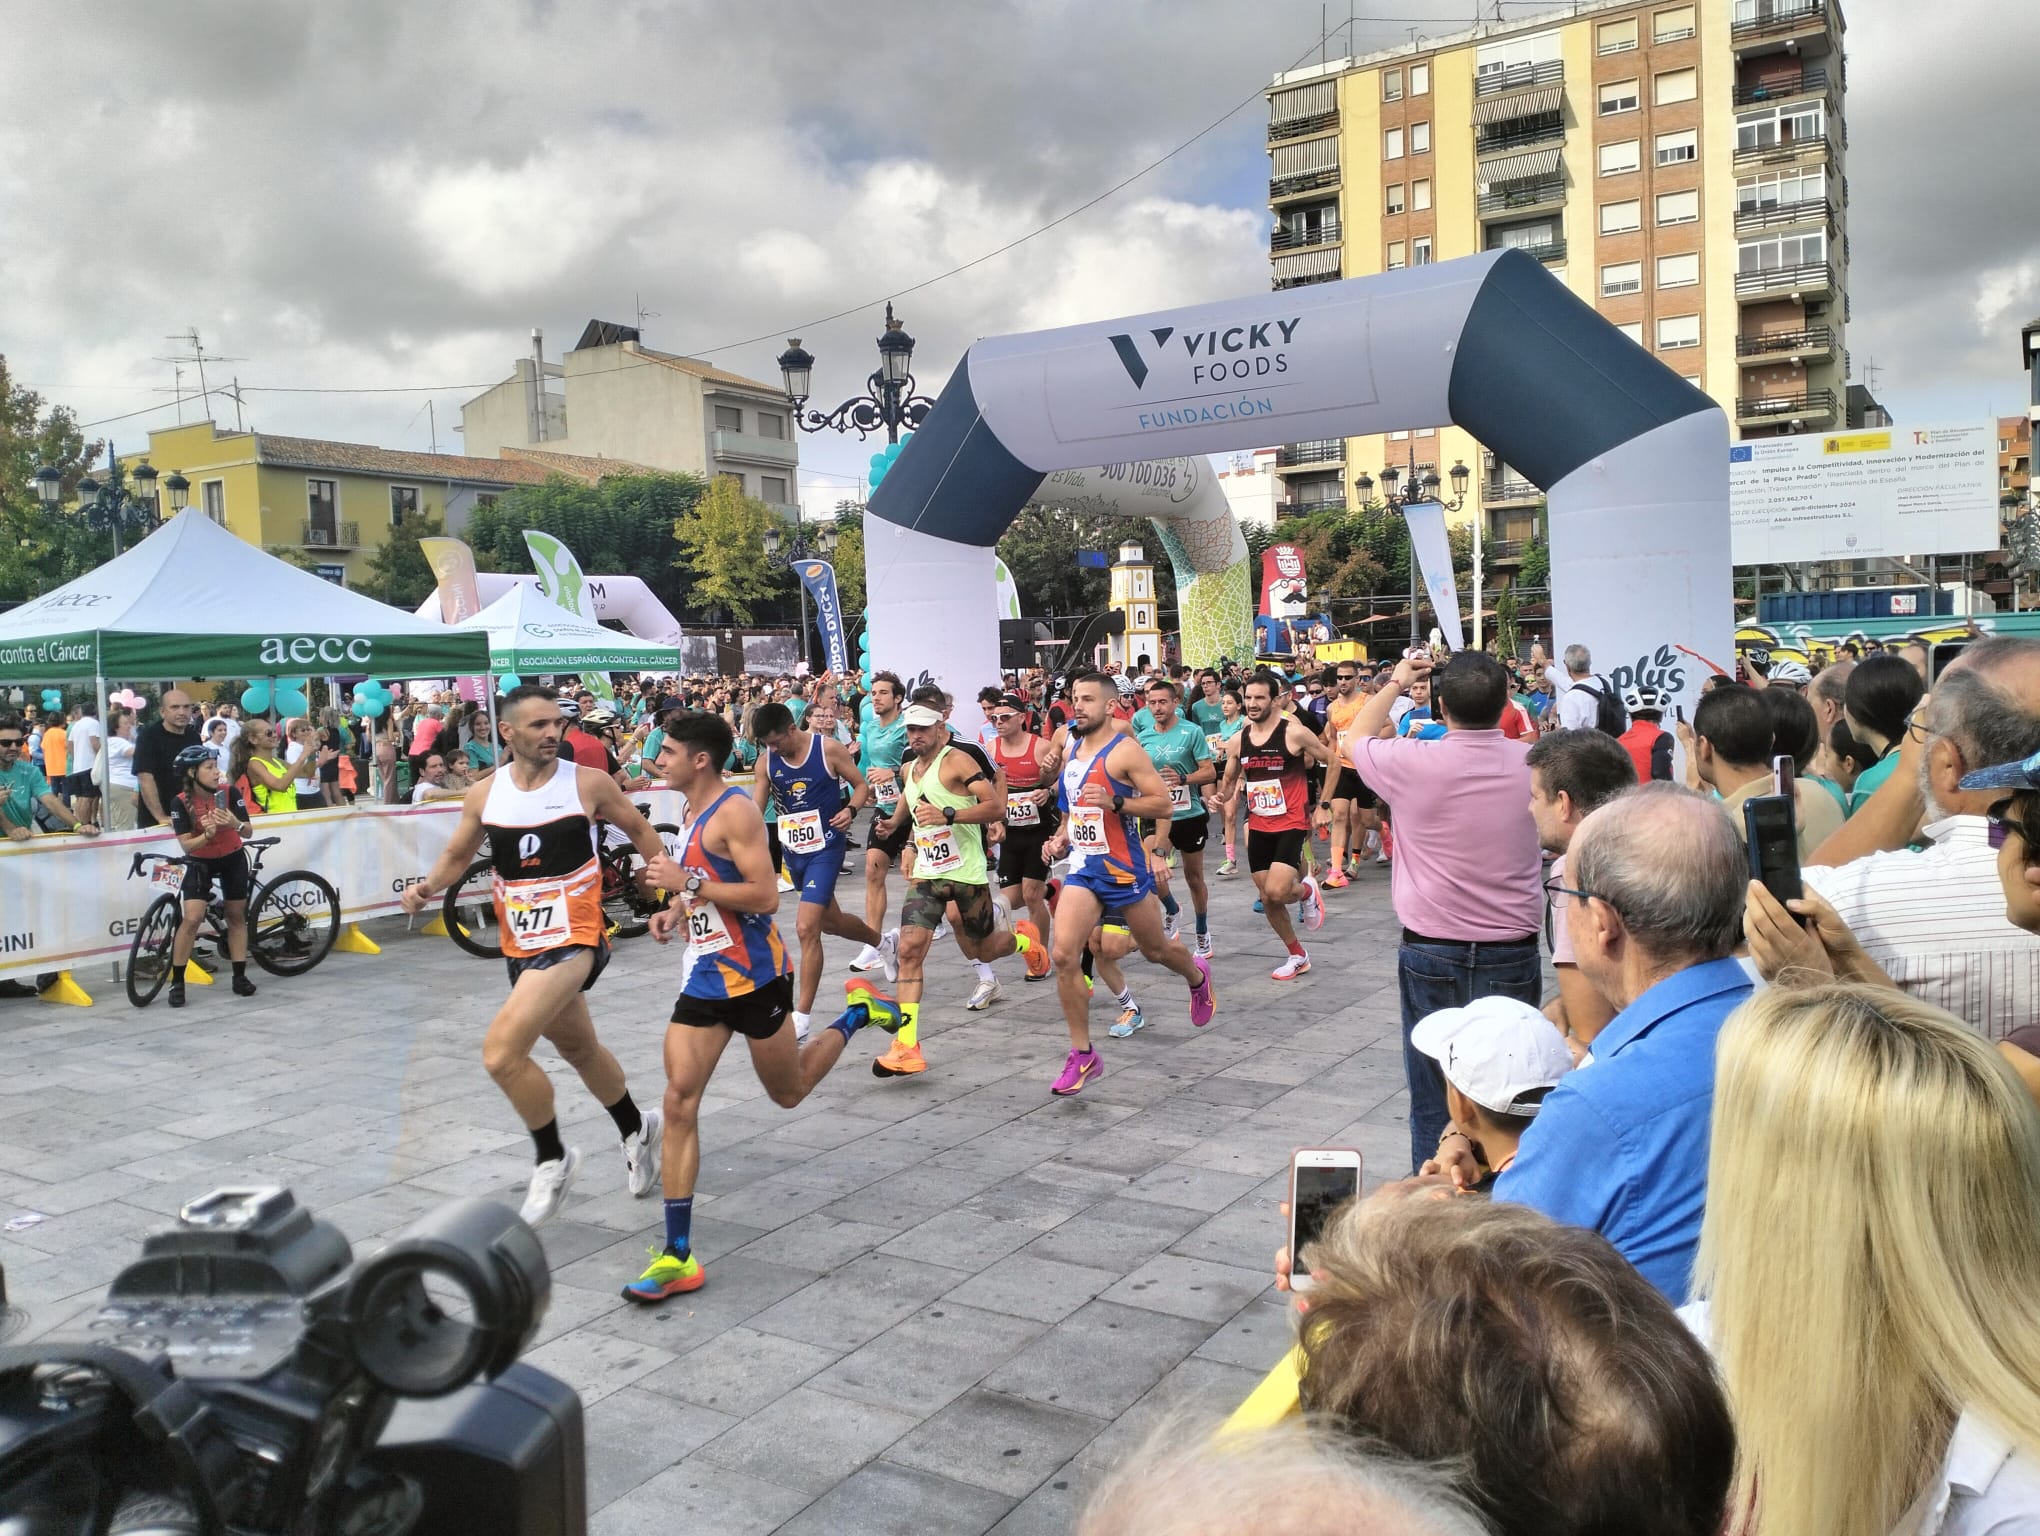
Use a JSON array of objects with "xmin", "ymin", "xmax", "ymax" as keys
[
  {"xmin": 1409, "ymin": 996, "xmax": 1572, "ymax": 1118},
  {"xmin": 899, "ymin": 704, "xmax": 944, "ymax": 728}
]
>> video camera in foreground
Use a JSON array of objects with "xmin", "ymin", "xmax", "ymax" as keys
[{"xmin": 0, "ymin": 1186, "xmax": 584, "ymax": 1536}]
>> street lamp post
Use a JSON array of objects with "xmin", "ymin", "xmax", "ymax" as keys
[
  {"xmin": 1355, "ymin": 444, "xmax": 1469, "ymax": 648},
  {"xmin": 778, "ymin": 302, "xmax": 938, "ymax": 445},
  {"xmin": 762, "ymin": 519, "xmax": 840, "ymax": 673},
  {"xmin": 47, "ymin": 444, "xmax": 188, "ymax": 559}
]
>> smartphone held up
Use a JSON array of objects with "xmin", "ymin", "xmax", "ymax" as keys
[{"xmin": 1288, "ymin": 1148, "xmax": 1361, "ymax": 1294}]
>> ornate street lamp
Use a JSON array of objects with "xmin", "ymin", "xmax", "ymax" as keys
[
  {"xmin": 49, "ymin": 445, "xmax": 170, "ymax": 559},
  {"xmin": 778, "ymin": 302, "xmax": 937, "ymax": 444},
  {"xmin": 1357, "ymin": 442, "xmax": 1469, "ymax": 646}
]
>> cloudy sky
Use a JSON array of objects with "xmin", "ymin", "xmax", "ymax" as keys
[{"xmin": 6, "ymin": 0, "xmax": 2035, "ymax": 516}]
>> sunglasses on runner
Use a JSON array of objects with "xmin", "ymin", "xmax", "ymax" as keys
[{"xmin": 0, "ymin": 736, "xmax": 22, "ymax": 748}]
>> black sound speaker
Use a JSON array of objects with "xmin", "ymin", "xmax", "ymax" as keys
[{"xmin": 1000, "ymin": 619, "xmax": 1054, "ymax": 671}]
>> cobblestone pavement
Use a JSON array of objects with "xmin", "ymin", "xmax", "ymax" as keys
[{"xmin": 0, "ymin": 854, "xmax": 1425, "ymax": 1534}]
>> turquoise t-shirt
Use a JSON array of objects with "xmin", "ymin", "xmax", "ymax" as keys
[
  {"xmin": 857, "ymin": 702, "xmax": 909, "ymax": 814},
  {"xmin": 1848, "ymin": 751, "xmax": 1900, "ymax": 816},
  {"xmin": 1187, "ymin": 696, "xmax": 1225, "ymax": 731},
  {"xmin": 787, "ymin": 698, "xmax": 808, "ymax": 725},
  {"xmin": 0, "ymin": 759, "xmax": 51, "ymax": 830},
  {"xmin": 1136, "ymin": 717, "xmax": 1214, "ymax": 820},
  {"xmin": 1808, "ymin": 773, "xmax": 1849, "ymax": 816}
]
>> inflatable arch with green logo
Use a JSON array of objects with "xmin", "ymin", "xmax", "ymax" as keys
[{"xmin": 865, "ymin": 248, "xmax": 1730, "ymax": 735}]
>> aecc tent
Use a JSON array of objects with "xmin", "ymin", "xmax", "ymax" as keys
[{"xmin": 0, "ymin": 509, "xmax": 490, "ymax": 683}]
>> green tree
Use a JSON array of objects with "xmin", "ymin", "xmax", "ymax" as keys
[
  {"xmin": 265, "ymin": 545, "xmax": 323, "ymax": 573},
  {"xmin": 1519, "ymin": 540, "xmax": 1550, "ymax": 587},
  {"xmin": 465, "ymin": 470, "xmax": 707, "ymax": 616},
  {"xmin": 830, "ymin": 501, "xmax": 866, "ymax": 617},
  {"xmin": 994, "ymin": 503, "xmax": 1181, "ymax": 620},
  {"xmin": 356, "ymin": 516, "xmax": 444, "ymax": 609},
  {"xmin": 672, "ymin": 477, "xmax": 779, "ymax": 624},
  {"xmin": 0, "ymin": 354, "xmax": 106, "ymax": 601}
]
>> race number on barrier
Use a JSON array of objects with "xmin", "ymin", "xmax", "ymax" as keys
[{"xmin": 0, "ymin": 790, "xmax": 694, "ymax": 984}]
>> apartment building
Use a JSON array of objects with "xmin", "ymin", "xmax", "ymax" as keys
[
  {"xmin": 1265, "ymin": 0, "xmax": 1849, "ymax": 585},
  {"xmin": 2005, "ymin": 416, "xmax": 2033, "ymax": 514},
  {"xmin": 460, "ymin": 320, "xmax": 802, "ymax": 521}
]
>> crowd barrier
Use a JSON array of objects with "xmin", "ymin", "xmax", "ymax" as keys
[{"xmin": 0, "ymin": 789, "xmax": 691, "ymax": 987}]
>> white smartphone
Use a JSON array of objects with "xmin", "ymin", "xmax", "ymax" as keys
[{"xmin": 1288, "ymin": 1148, "xmax": 1362, "ymax": 1294}]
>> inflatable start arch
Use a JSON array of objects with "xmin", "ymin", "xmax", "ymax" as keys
[{"xmin": 866, "ymin": 248, "xmax": 1730, "ymax": 736}]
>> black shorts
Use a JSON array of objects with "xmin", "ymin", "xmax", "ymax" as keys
[
  {"xmin": 671, "ymin": 972, "xmax": 794, "ymax": 1041},
  {"xmin": 869, "ymin": 811, "xmax": 912, "ymax": 862},
  {"xmin": 1247, "ymin": 828, "xmax": 1308, "ymax": 874},
  {"xmin": 180, "ymin": 852, "xmax": 252, "ymax": 905},
  {"xmin": 1330, "ymin": 768, "xmax": 1377, "ymax": 810},
  {"xmin": 504, "ymin": 938, "xmax": 610, "ymax": 992},
  {"xmin": 999, "ymin": 821, "xmax": 1058, "ymax": 886},
  {"xmin": 1140, "ymin": 814, "xmax": 1210, "ymax": 854},
  {"xmin": 66, "ymin": 771, "xmax": 97, "ymax": 799}
]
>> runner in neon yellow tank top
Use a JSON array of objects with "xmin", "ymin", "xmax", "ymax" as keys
[{"xmin": 871, "ymin": 704, "xmax": 1049, "ymax": 1079}]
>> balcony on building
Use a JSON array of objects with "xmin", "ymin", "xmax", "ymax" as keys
[
  {"xmin": 300, "ymin": 519, "xmax": 361, "ymax": 549},
  {"xmin": 1273, "ymin": 248, "xmax": 1341, "ymax": 290},
  {"xmin": 1478, "ymin": 166, "xmax": 1565, "ymax": 221},
  {"xmin": 1733, "ymin": 61, "xmax": 1835, "ymax": 108},
  {"xmin": 1730, "ymin": 0, "xmax": 1838, "ymax": 56},
  {"xmin": 1274, "ymin": 440, "xmax": 1346, "ymax": 474},
  {"xmin": 1281, "ymin": 496, "xmax": 1349, "ymax": 518},
  {"xmin": 1271, "ymin": 205, "xmax": 1340, "ymax": 255},
  {"xmin": 1734, "ymin": 260, "xmax": 1834, "ymax": 302},
  {"xmin": 1268, "ymin": 79, "xmax": 1339, "ymax": 144},
  {"xmin": 1485, "ymin": 215, "xmax": 1566, "ymax": 268},
  {"xmin": 710, "ymin": 427, "xmax": 798, "ymax": 468},
  {"xmin": 1484, "ymin": 470, "xmax": 1542, "ymax": 508},
  {"xmin": 1735, "ymin": 388, "xmax": 1839, "ymax": 428},
  {"xmin": 1733, "ymin": 131, "xmax": 1832, "ymax": 170},
  {"xmin": 1734, "ymin": 191, "xmax": 1837, "ymax": 236},
  {"xmin": 1269, "ymin": 132, "xmax": 1340, "ymax": 204},
  {"xmin": 1737, "ymin": 323, "xmax": 1834, "ymax": 363}
]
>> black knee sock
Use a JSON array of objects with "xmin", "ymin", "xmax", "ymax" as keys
[
  {"xmin": 604, "ymin": 1089, "xmax": 643, "ymax": 1143},
  {"xmin": 1081, "ymin": 946, "xmax": 1095, "ymax": 981},
  {"xmin": 531, "ymin": 1118, "xmax": 566, "ymax": 1165},
  {"xmin": 231, "ymin": 961, "xmax": 247, "ymax": 979}
]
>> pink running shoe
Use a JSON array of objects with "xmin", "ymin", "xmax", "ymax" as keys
[
  {"xmin": 1299, "ymin": 876, "xmax": 1325, "ymax": 933},
  {"xmin": 1322, "ymin": 870, "xmax": 1350, "ymax": 890},
  {"xmin": 1188, "ymin": 954, "xmax": 1216, "ymax": 1028},
  {"xmin": 1050, "ymin": 1048, "xmax": 1104, "ymax": 1096},
  {"xmin": 1271, "ymin": 952, "xmax": 1311, "ymax": 981}
]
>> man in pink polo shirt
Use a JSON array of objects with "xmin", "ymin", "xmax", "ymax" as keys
[{"xmin": 1333, "ymin": 648, "xmax": 1544, "ymax": 1172}]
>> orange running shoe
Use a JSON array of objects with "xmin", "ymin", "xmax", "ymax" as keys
[
  {"xmin": 872, "ymin": 1040, "xmax": 928, "ymax": 1077},
  {"xmin": 1013, "ymin": 919, "xmax": 1051, "ymax": 979}
]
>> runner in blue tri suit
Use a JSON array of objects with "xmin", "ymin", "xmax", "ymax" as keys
[{"xmin": 751, "ymin": 701, "xmax": 892, "ymax": 1043}]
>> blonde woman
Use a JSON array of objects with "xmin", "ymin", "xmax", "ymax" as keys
[
  {"xmin": 230, "ymin": 720, "xmax": 298, "ymax": 814},
  {"xmin": 102, "ymin": 706, "xmax": 139, "ymax": 830},
  {"xmin": 1695, "ymin": 981, "xmax": 2040, "ymax": 1534}
]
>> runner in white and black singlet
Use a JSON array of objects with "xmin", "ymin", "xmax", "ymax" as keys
[{"xmin": 403, "ymin": 684, "xmax": 672, "ymax": 1227}]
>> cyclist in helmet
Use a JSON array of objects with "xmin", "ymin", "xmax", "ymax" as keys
[
  {"xmin": 1617, "ymin": 684, "xmax": 1675, "ymax": 782},
  {"xmin": 166, "ymin": 742, "xmax": 257, "ymax": 1007},
  {"xmin": 1765, "ymin": 658, "xmax": 1813, "ymax": 690}
]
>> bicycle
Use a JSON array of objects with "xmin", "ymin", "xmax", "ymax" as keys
[
  {"xmin": 125, "ymin": 837, "xmax": 341, "ymax": 1007},
  {"xmin": 441, "ymin": 808, "xmax": 682, "ymax": 960}
]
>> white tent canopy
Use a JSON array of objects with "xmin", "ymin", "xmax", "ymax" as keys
[
  {"xmin": 0, "ymin": 509, "xmax": 489, "ymax": 682},
  {"xmin": 458, "ymin": 582, "xmax": 683, "ymax": 673}
]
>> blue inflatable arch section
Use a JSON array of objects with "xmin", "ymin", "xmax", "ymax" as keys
[{"xmin": 866, "ymin": 248, "xmax": 1730, "ymax": 730}]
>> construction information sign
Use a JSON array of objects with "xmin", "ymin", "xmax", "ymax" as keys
[{"xmin": 1728, "ymin": 423, "xmax": 1998, "ymax": 566}]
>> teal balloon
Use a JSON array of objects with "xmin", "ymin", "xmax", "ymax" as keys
[
  {"xmin": 497, "ymin": 674, "xmax": 522, "ymax": 692},
  {"xmin": 276, "ymin": 689, "xmax": 309, "ymax": 717},
  {"xmin": 869, "ymin": 451, "xmax": 891, "ymax": 473},
  {"xmin": 353, "ymin": 696, "xmax": 386, "ymax": 719},
  {"xmin": 39, "ymin": 689, "xmax": 61, "ymax": 712}
]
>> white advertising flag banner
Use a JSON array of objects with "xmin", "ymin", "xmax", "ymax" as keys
[
  {"xmin": 0, "ymin": 791, "xmax": 692, "ymax": 986},
  {"xmin": 1729, "ymin": 423, "xmax": 1999, "ymax": 566},
  {"xmin": 1402, "ymin": 501, "xmax": 1464, "ymax": 654}
]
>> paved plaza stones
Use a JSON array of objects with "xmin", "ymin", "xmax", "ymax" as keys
[{"xmin": 0, "ymin": 861, "xmax": 1437, "ymax": 1534}]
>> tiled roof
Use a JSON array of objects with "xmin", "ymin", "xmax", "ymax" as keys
[
  {"xmin": 254, "ymin": 434, "xmax": 555, "ymax": 485},
  {"xmin": 625, "ymin": 344, "xmax": 783, "ymax": 396},
  {"xmin": 499, "ymin": 447, "xmax": 661, "ymax": 481}
]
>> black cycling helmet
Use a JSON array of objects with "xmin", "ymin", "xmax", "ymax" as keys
[{"xmin": 173, "ymin": 744, "xmax": 217, "ymax": 774}]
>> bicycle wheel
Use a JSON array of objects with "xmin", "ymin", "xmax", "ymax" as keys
[
  {"xmin": 248, "ymin": 870, "xmax": 340, "ymax": 977},
  {"xmin": 441, "ymin": 860, "xmax": 503, "ymax": 959},
  {"xmin": 600, "ymin": 823, "xmax": 679, "ymax": 940},
  {"xmin": 125, "ymin": 894, "xmax": 181, "ymax": 1008}
]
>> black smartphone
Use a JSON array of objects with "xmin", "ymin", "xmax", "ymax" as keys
[{"xmin": 1744, "ymin": 793, "xmax": 1802, "ymax": 906}]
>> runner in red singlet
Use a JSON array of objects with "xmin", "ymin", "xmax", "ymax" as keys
[{"xmin": 1217, "ymin": 669, "xmax": 1337, "ymax": 980}]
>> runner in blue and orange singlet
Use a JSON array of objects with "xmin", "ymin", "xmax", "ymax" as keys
[
  {"xmin": 1038, "ymin": 672, "xmax": 1216, "ymax": 1098},
  {"xmin": 620, "ymin": 710, "xmax": 899, "ymax": 1305}
]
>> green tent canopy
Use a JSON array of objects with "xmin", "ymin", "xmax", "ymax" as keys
[
  {"xmin": 460, "ymin": 581, "xmax": 683, "ymax": 673},
  {"xmin": 0, "ymin": 509, "xmax": 491, "ymax": 682}
]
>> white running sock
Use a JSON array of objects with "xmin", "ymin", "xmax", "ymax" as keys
[
  {"xmin": 1117, "ymin": 987, "xmax": 1137, "ymax": 1010},
  {"xmin": 793, "ymin": 1010, "xmax": 811, "ymax": 1041},
  {"xmin": 974, "ymin": 960, "xmax": 996, "ymax": 983}
]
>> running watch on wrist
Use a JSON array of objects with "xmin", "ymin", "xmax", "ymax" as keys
[
  {"xmin": 684, "ymin": 870, "xmax": 705, "ymax": 898},
  {"xmin": 1111, "ymin": 794, "xmax": 1125, "ymax": 814},
  {"xmin": 942, "ymin": 805, "xmax": 957, "ymax": 825}
]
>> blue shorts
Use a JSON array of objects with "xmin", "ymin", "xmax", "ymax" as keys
[
  {"xmin": 1058, "ymin": 867, "xmax": 1154, "ymax": 912},
  {"xmin": 785, "ymin": 838, "xmax": 846, "ymax": 908}
]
